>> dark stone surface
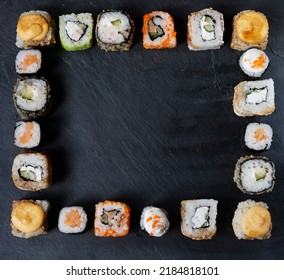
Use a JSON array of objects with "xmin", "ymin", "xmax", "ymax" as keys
[{"xmin": 0, "ymin": 0, "xmax": 283, "ymax": 259}]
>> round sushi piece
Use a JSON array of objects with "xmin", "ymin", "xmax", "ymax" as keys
[
  {"xmin": 15, "ymin": 50, "xmax": 42, "ymax": 74},
  {"xmin": 232, "ymin": 199, "xmax": 272, "ymax": 240},
  {"xmin": 12, "ymin": 152, "xmax": 52, "ymax": 191},
  {"xmin": 140, "ymin": 206, "xmax": 170, "ymax": 237},
  {"xmin": 233, "ymin": 155, "xmax": 275, "ymax": 195},
  {"xmin": 13, "ymin": 77, "xmax": 51, "ymax": 120},
  {"xmin": 14, "ymin": 121, "xmax": 41, "ymax": 148},
  {"xmin": 244, "ymin": 123, "xmax": 273, "ymax": 151},
  {"xmin": 58, "ymin": 207, "xmax": 87, "ymax": 234},
  {"xmin": 239, "ymin": 48, "xmax": 269, "ymax": 77},
  {"xmin": 16, "ymin": 10, "xmax": 56, "ymax": 49},
  {"xmin": 96, "ymin": 10, "xmax": 135, "ymax": 52}
]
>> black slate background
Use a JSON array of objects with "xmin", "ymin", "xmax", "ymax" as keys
[{"xmin": 0, "ymin": 0, "xmax": 283, "ymax": 260}]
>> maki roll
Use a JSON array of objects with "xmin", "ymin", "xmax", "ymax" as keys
[
  {"xmin": 140, "ymin": 206, "xmax": 170, "ymax": 237},
  {"xmin": 14, "ymin": 121, "xmax": 41, "ymax": 149},
  {"xmin": 187, "ymin": 8, "xmax": 224, "ymax": 51},
  {"xmin": 13, "ymin": 77, "xmax": 51, "ymax": 120},
  {"xmin": 244, "ymin": 123, "xmax": 273, "ymax": 151},
  {"xmin": 233, "ymin": 155, "xmax": 275, "ymax": 195},
  {"xmin": 231, "ymin": 10, "xmax": 269, "ymax": 51},
  {"xmin": 181, "ymin": 199, "xmax": 218, "ymax": 240},
  {"xmin": 232, "ymin": 200, "xmax": 272, "ymax": 240},
  {"xmin": 12, "ymin": 152, "xmax": 52, "ymax": 191},
  {"xmin": 16, "ymin": 10, "xmax": 56, "ymax": 49},
  {"xmin": 58, "ymin": 207, "xmax": 87, "ymax": 234},
  {"xmin": 142, "ymin": 11, "xmax": 177, "ymax": 49},
  {"xmin": 94, "ymin": 200, "xmax": 131, "ymax": 237},
  {"xmin": 59, "ymin": 13, "xmax": 94, "ymax": 51},
  {"xmin": 233, "ymin": 78, "xmax": 275, "ymax": 117},
  {"xmin": 15, "ymin": 50, "xmax": 42, "ymax": 74},
  {"xmin": 95, "ymin": 10, "xmax": 135, "ymax": 52},
  {"xmin": 239, "ymin": 48, "xmax": 270, "ymax": 78},
  {"xmin": 11, "ymin": 199, "xmax": 50, "ymax": 239}
]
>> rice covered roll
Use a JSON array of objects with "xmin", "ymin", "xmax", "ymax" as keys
[
  {"xmin": 233, "ymin": 78, "xmax": 275, "ymax": 117},
  {"xmin": 231, "ymin": 10, "xmax": 269, "ymax": 51},
  {"xmin": 142, "ymin": 11, "xmax": 176, "ymax": 49},
  {"xmin": 244, "ymin": 123, "xmax": 273, "ymax": 151},
  {"xmin": 12, "ymin": 152, "xmax": 52, "ymax": 191},
  {"xmin": 233, "ymin": 155, "xmax": 275, "ymax": 195},
  {"xmin": 15, "ymin": 50, "xmax": 42, "ymax": 74},
  {"xmin": 11, "ymin": 199, "xmax": 50, "ymax": 239},
  {"xmin": 187, "ymin": 8, "xmax": 224, "ymax": 51},
  {"xmin": 181, "ymin": 199, "xmax": 218, "ymax": 240},
  {"xmin": 232, "ymin": 199, "xmax": 272, "ymax": 240},
  {"xmin": 95, "ymin": 10, "xmax": 135, "ymax": 52},
  {"xmin": 59, "ymin": 13, "xmax": 94, "ymax": 51},
  {"xmin": 16, "ymin": 10, "xmax": 56, "ymax": 49},
  {"xmin": 94, "ymin": 200, "xmax": 131, "ymax": 237},
  {"xmin": 13, "ymin": 77, "xmax": 51, "ymax": 120},
  {"xmin": 140, "ymin": 206, "xmax": 170, "ymax": 237},
  {"xmin": 239, "ymin": 48, "xmax": 269, "ymax": 77},
  {"xmin": 14, "ymin": 121, "xmax": 41, "ymax": 148},
  {"xmin": 58, "ymin": 206, "xmax": 87, "ymax": 234}
]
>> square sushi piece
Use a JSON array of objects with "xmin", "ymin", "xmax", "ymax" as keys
[
  {"xmin": 233, "ymin": 78, "xmax": 275, "ymax": 117},
  {"xmin": 181, "ymin": 199, "xmax": 218, "ymax": 240},
  {"xmin": 142, "ymin": 11, "xmax": 176, "ymax": 49},
  {"xmin": 95, "ymin": 10, "xmax": 135, "ymax": 52},
  {"xmin": 232, "ymin": 200, "xmax": 272, "ymax": 240},
  {"xmin": 94, "ymin": 200, "xmax": 131, "ymax": 237},
  {"xmin": 231, "ymin": 10, "xmax": 269, "ymax": 51},
  {"xmin": 15, "ymin": 50, "xmax": 42, "ymax": 74},
  {"xmin": 244, "ymin": 123, "xmax": 273, "ymax": 151},
  {"xmin": 59, "ymin": 13, "xmax": 94, "ymax": 51},
  {"xmin": 12, "ymin": 152, "xmax": 52, "ymax": 191},
  {"xmin": 14, "ymin": 121, "xmax": 41, "ymax": 148},
  {"xmin": 11, "ymin": 200, "xmax": 50, "ymax": 239},
  {"xmin": 187, "ymin": 8, "xmax": 224, "ymax": 51},
  {"xmin": 58, "ymin": 207, "xmax": 87, "ymax": 234},
  {"xmin": 16, "ymin": 10, "xmax": 56, "ymax": 49}
]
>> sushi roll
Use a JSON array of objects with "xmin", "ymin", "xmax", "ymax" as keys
[
  {"xmin": 58, "ymin": 207, "xmax": 87, "ymax": 234},
  {"xmin": 140, "ymin": 206, "xmax": 170, "ymax": 237},
  {"xmin": 233, "ymin": 78, "xmax": 275, "ymax": 117},
  {"xmin": 233, "ymin": 155, "xmax": 275, "ymax": 195},
  {"xmin": 14, "ymin": 121, "xmax": 41, "ymax": 148},
  {"xmin": 15, "ymin": 50, "xmax": 42, "ymax": 74},
  {"xmin": 244, "ymin": 123, "xmax": 273, "ymax": 151},
  {"xmin": 13, "ymin": 77, "xmax": 51, "ymax": 120},
  {"xmin": 59, "ymin": 13, "xmax": 94, "ymax": 51},
  {"xmin": 94, "ymin": 200, "xmax": 131, "ymax": 237},
  {"xmin": 239, "ymin": 48, "xmax": 269, "ymax": 78},
  {"xmin": 95, "ymin": 10, "xmax": 135, "ymax": 52},
  {"xmin": 231, "ymin": 10, "xmax": 269, "ymax": 51},
  {"xmin": 11, "ymin": 199, "xmax": 50, "ymax": 239},
  {"xmin": 12, "ymin": 152, "xmax": 52, "ymax": 191},
  {"xmin": 181, "ymin": 199, "xmax": 218, "ymax": 240},
  {"xmin": 232, "ymin": 199, "xmax": 272, "ymax": 240},
  {"xmin": 16, "ymin": 10, "xmax": 56, "ymax": 49},
  {"xmin": 187, "ymin": 8, "xmax": 224, "ymax": 51},
  {"xmin": 142, "ymin": 11, "xmax": 177, "ymax": 49}
]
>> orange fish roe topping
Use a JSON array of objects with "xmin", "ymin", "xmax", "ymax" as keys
[
  {"xmin": 254, "ymin": 128, "xmax": 268, "ymax": 141},
  {"xmin": 20, "ymin": 55, "xmax": 39, "ymax": 71},
  {"xmin": 252, "ymin": 54, "xmax": 266, "ymax": 69},
  {"xmin": 64, "ymin": 210, "xmax": 81, "ymax": 227}
]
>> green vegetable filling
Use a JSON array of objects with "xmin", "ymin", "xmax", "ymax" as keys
[{"xmin": 111, "ymin": 19, "xmax": 121, "ymax": 28}]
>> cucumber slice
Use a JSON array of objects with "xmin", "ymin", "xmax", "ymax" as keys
[
  {"xmin": 204, "ymin": 24, "xmax": 214, "ymax": 33},
  {"xmin": 255, "ymin": 169, "xmax": 267, "ymax": 181},
  {"xmin": 111, "ymin": 19, "xmax": 121, "ymax": 28},
  {"xmin": 19, "ymin": 170, "xmax": 36, "ymax": 181},
  {"xmin": 205, "ymin": 16, "xmax": 214, "ymax": 25},
  {"xmin": 100, "ymin": 213, "xmax": 109, "ymax": 225},
  {"xmin": 22, "ymin": 85, "xmax": 34, "ymax": 101}
]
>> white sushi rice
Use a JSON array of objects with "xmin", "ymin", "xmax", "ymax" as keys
[
  {"xmin": 140, "ymin": 206, "xmax": 170, "ymax": 237},
  {"xmin": 15, "ymin": 78, "xmax": 48, "ymax": 112},
  {"xmin": 239, "ymin": 48, "xmax": 269, "ymax": 77},
  {"xmin": 15, "ymin": 50, "xmax": 41, "ymax": 74},
  {"xmin": 232, "ymin": 199, "xmax": 271, "ymax": 240},
  {"xmin": 244, "ymin": 123, "xmax": 273, "ymax": 151},
  {"xmin": 58, "ymin": 207, "xmax": 87, "ymax": 234},
  {"xmin": 14, "ymin": 121, "xmax": 41, "ymax": 148}
]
